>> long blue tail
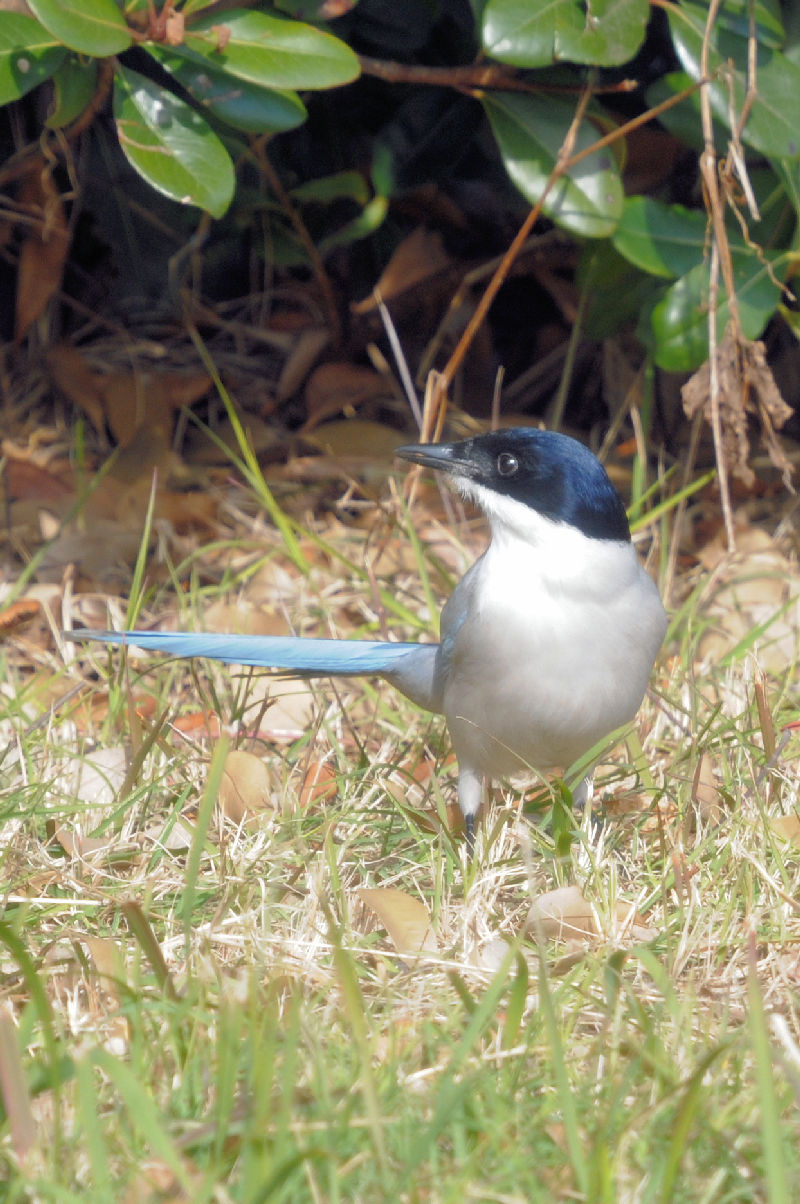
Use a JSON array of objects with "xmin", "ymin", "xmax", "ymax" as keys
[
  {"xmin": 67, "ymin": 629, "xmax": 426, "ymax": 674},
  {"xmin": 68, "ymin": 628, "xmax": 441, "ymax": 712}
]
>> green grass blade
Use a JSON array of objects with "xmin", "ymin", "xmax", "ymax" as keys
[
  {"xmin": 185, "ymin": 326, "xmax": 310, "ymax": 574},
  {"xmin": 747, "ymin": 929, "xmax": 791, "ymax": 1203},
  {"xmin": 182, "ymin": 736, "xmax": 230, "ymax": 950}
]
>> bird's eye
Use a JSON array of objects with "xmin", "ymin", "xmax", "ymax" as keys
[{"xmin": 497, "ymin": 452, "xmax": 519, "ymax": 477}]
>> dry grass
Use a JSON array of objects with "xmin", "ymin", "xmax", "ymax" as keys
[{"xmin": 1, "ymin": 460, "xmax": 799, "ymax": 1202}]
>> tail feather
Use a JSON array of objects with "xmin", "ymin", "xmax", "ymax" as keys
[{"xmin": 66, "ymin": 629, "xmax": 428, "ymax": 676}]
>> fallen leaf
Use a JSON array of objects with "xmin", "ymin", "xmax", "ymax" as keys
[
  {"xmin": 100, "ymin": 369, "xmax": 211, "ymax": 445},
  {"xmin": 255, "ymin": 678, "xmax": 317, "ymax": 742},
  {"xmin": 692, "ymin": 753, "xmax": 723, "ymax": 826},
  {"xmin": 203, "ymin": 599, "xmax": 291, "ymax": 637},
  {"xmin": 47, "ymin": 344, "xmax": 211, "ymax": 446},
  {"xmin": 52, "ymin": 747, "xmax": 131, "ymax": 861},
  {"xmin": 302, "ymin": 362, "xmax": 392, "ymax": 432},
  {"xmin": 184, "ymin": 412, "xmax": 280, "ymax": 464},
  {"xmin": 0, "ymin": 1005, "xmax": 36, "ymax": 1164},
  {"xmin": 358, "ymin": 887, "xmax": 438, "ymax": 954},
  {"xmin": 0, "ymin": 598, "xmax": 42, "ymax": 637},
  {"xmin": 53, "ymin": 828, "xmax": 136, "ymax": 862},
  {"xmin": 696, "ymin": 518, "xmax": 800, "ymax": 673},
  {"xmin": 61, "ymin": 746, "xmax": 128, "ymax": 810},
  {"xmin": 276, "ymin": 326, "xmax": 329, "ymax": 401},
  {"xmin": 528, "ymin": 885, "xmax": 597, "ymax": 942},
  {"xmin": 298, "ymin": 760, "xmax": 338, "ymax": 809},
  {"xmin": 47, "ymin": 343, "xmax": 108, "ymax": 436},
  {"xmin": 303, "ymin": 418, "xmax": 406, "ymax": 462},
  {"xmin": 770, "ymin": 814, "xmax": 800, "ymax": 845},
  {"xmin": 352, "ymin": 227, "xmax": 452, "ymax": 313},
  {"xmin": 15, "ymin": 168, "xmax": 71, "ymax": 341},
  {"xmin": 527, "ymin": 885, "xmax": 654, "ymax": 944},
  {"xmin": 2, "ymin": 453, "xmax": 74, "ymax": 502},
  {"xmin": 218, "ymin": 749, "xmax": 277, "ymax": 824}
]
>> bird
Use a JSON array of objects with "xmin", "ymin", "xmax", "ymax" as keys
[{"xmin": 67, "ymin": 428, "xmax": 668, "ymax": 849}]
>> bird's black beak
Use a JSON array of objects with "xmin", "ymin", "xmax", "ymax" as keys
[{"xmin": 395, "ymin": 441, "xmax": 474, "ymax": 476}]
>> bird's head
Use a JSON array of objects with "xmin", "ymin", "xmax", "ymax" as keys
[{"xmin": 396, "ymin": 428, "xmax": 630, "ymax": 543}]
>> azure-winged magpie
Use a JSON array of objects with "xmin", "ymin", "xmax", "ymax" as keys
[{"xmin": 67, "ymin": 429, "xmax": 668, "ymax": 847}]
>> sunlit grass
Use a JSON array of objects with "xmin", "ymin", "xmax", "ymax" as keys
[{"xmin": 1, "ymin": 460, "xmax": 799, "ymax": 1202}]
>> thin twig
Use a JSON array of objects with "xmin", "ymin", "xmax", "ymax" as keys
[
  {"xmin": 431, "ymin": 76, "xmax": 710, "ymax": 433},
  {"xmin": 250, "ymin": 137, "xmax": 342, "ymax": 348},
  {"xmin": 358, "ymin": 56, "xmax": 637, "ymax": 96}
]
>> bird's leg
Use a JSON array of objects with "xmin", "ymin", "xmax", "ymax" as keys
[
  {"xmin": 572, "ymin": 773, "xmax": 603, "ymax": 844},
  {"xmin": 572, "ymin": 774, "xmax": 594, "ymax": 813},
  {"xmin": 458, "ymin": 765, "xmax": 484, "ymax": 855}
]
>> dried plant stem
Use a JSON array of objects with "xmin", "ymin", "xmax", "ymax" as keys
[{"xmin": 699, "ymin": 0, "xmax": 737, "ymax": 550}]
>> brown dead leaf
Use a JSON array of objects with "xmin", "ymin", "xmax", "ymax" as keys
[
  {"xmin": 682, "ymin": 329, "xmax": 793, "ymax": 487},
  {"xmin": 60, "ymin": 746, "xmax": 128, "ymax": 810},
  {"xmin": 100, "ymin": 369, "xmax": 211, "ymax": 446},
  {"xmin": 2, "ymin": 452, "xmax": 74, "ymax": 502},
  {"xmin": 183, "ymin": 412, "xmax": 279, "ymax": 464},
  {"xmin": 15, "ymin": 168, "xmax": 71, "ymax": 341},
  {"xmin": 0, "ymin": 598, "xmax": 42, "ymax": 637},
  {"xmin": 276, "ymin": 326, "xmax": 330, "ymax": 401},
  {"xmin": 0, "ymin": 1004, "xmax": 36, "ymax": 1165},
  {"xmin": 53, "ymin": 746, "xmax": 136, "ymax": 864},
  {"xmin": 83, "ymin": 936, "xmax": 129, "ymax": 1048},
  {"xmin": 769, "ymin": 814, "xmax": 800, "ymax": 845},
  {"xmin": 47, "ymin": 343, "xmax": 107, "ymax": 437},
  {"xmin": 298, "ymin": 760, "xmax": 338, "ymax": 809},
  {"xmin": 53, "ymin": 827, "xmax": 135, "ymax": 862},
  {"xmin": 302, "ymin": 362, "xmax": 392, "ymax": 432},
  {"xmin": 528, "ymin": 885, "xmax": 597, "ymax": 941},
  {"xmin": 203, "ymin": 600, "xmax": 291, "ymax": 637},
  {"xmin": 218, "ymin": 749, "xmax": 277, "ymax": 824},
  {"xmin": 47, "ymin": 344, "xmax": 211, "ymax": 445},
  {"xmin": 696, "ymin": 515, "xmax": 800, "ymax": 672},
  {"xmin": 527, "ymin": 885, "xmax": 654, "ymax": 944},
  {"xmin": 303, "ymin": 418, "xmax": 405, "ymax": 463},
  {"xmin": 352, "ymin": 227, "xmax": 452, "ymax": 313},
  {"xmin": 692, "ymin": 753, "xmax": 723, "ymax": 826},
  {"xmin": 382, "ymin": 752, "xmax": 465, "ymax": 835},
  {"xmin": 172, "ymin": 711, "xmax": 221, "ymax": 738},
  {"xmin": 358, "ymin": 887, "xmax": 438, "ymax": 954},
  {"xmin": 253, "ymin": 678, "xmax": 316, "ymax": 742},
  {"xmin": 51, "ymin": 746, "xmax": 136, "ymax": 862}
]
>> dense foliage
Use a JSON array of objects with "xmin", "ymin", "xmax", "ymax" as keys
[{"xmin": 1, "ymin": 1, "xmax": 799, "ymax": 372}]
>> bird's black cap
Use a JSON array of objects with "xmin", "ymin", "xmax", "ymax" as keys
[{"xmin": 396, "ymin": 428, "xmax": 631, "ymax": 543}]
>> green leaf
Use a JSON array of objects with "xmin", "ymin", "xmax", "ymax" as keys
[
  {"xmin": 27, "ymin": 0, "xmax": 132, "ymax": 57},
  {"xmin": 698, "ymin": 0, "xmax": 784, "ymax": 48},
  {"xmin": 612, "ymin": 197, "xmax": 709, "ymax": 279},
  {"xmin": 317, "ymin": 195, "xmax": 389, "ymax": 255},
  {"xmin": 651, "ymin": 253, "xmax": 787, "ymax": 371},
  {"xmin": 291, "ymin": 171, "xmax": 371, "ymax": 206},
  {"xmin": 555, "ymin": 0, "xmax": 650, "ymax": 67},
  {"xmin": 483, "ymin": 0, "xmax": 649, "ymax": 67},
  {"xmin": 46, "ymin": 54, "xmax": 98, "ymax": 128},
  {"xmin": 149, "ymin": 46, "xmax": 307, "ymax": 134},
  {"xmin": 669, "ymin": 3, "xmax": 800, "ymax": 158},
  {"xmin": 483, "ymin": 0, "xmax": 561, "ymax": 67},
  {"xmin": 482, "ymin": 92, "xmax": 623, "ymax": 237},
  {"xmin": 179, "ymin": 8, "xmax": 360, "ymax": 91},
  {"xmin": 645, "ymin": 71, "xmax": 729, "ymax": 153},
  {"xmin": 579, "ymin": 241, "xmax": 665, "ymax": 340},
  {"xmin": 113, "ymin": 65, "xmax": 235, "ymax": 218},
  {"xmin": 0, "ymin": 13, "xmax": 66, "ymax": 104}
]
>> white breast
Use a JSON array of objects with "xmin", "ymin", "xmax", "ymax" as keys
[{"xmin": 440, "ymin": 495, "xmax": 666, "ymax": 778}]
